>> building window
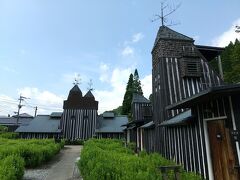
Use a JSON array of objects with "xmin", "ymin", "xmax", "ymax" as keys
[{"xmin": 180, "ymin": 58, "xmax": 202, "ymax": 78}]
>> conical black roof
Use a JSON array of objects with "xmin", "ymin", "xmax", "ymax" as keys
[
  {"xmin": 84, "ymin": 90, "xmax": 95, "ymax": 100},
  {"xmin": 153, "ymin": 26, "xmax": 193, "ymax": 50},
  {"xmin": 67, "ymin": 85, "xmax": 82, "ymax": 99}
]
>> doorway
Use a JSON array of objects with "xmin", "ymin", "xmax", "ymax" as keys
[{"xmin": 207, "ymin": 120, "xmax": 239, "ymax": 180}]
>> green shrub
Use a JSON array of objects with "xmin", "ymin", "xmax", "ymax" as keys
[
  {"xmin": 0, "ymin": 138, "xmax": 63, "ymax": 167},
  {"xmin": 0, "ymin": 132, "xmax": 19, "ymax": 139},
  {"xmin": 0, "ymin": 155, "xmax": 25, "ymax": 180},
  {"xmin": 78, "ymin": 139, "xmax": 203, "ymax": 180}
]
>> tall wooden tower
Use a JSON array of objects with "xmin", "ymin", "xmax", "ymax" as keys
[{"xmin": 61, "ymin": 85, "xmax": 98, "ymax": 140}]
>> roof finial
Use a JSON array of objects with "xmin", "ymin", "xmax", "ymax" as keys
[
  {"xmin": 151, "ymin": 1, "xmax": 181, "ymax": 27},
  {"xmin": 73, "ymin": 73, "xmax": 81, "ymax": 86},
  {"xmin": 87, "ymin": 79, "xmax": 94, "ymax": 91}
]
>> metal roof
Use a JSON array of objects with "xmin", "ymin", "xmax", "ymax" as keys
[
  {"xmin": 166, "ymin": 84, "xmax": 240, "ymax": 110},
  {"xmin": 96, "ymin": 115, "xmax": 128, "ymax": 133},
  {"xmin": 50, "ymin": 112, "xmax": 62, "ymax": 118},
  {"xmin": 140, "ymin": 121, "xmax": 155, "ymax": 129},
  {"xmin": 0, "ymin": 117, "xmax": 32, "ymax": 126},
  {"xmin": 102, "ymin": 112, "xmax": 114, "ymax": 118},
  {"xmin": 196, "ymin": 45, "xmax": 225, "ymax": 62},
  {"xmin": 159, "ymin": 110, "xmax": 193, "ymax": 126},
  {"xmin": 132, "ymin": 93, "xmax": 150, "ymax": 103},
  {"xmin": 153, "ymin": 26, "xmax": 193, "ymax": 51},
  {"xmin": 15, "ymin": 115, "xmax": 61, "ymax": 133},
  {"xmin": 12, "ymin": 113, "xmax": 33, "ymax": 118}
]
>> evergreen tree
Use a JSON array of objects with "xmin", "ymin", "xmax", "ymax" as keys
[
  {"xmin": 121, "ymin": 69, "xmax": 144, "ymax": 119},
  {"xmin": 133, "ymin": 69, "xmax": 143, "ymax": 95},
  {"xmin": 121, "ymin": 74, "xmax": 134, "ymax": 115},
  {"xmin": 209, "ymin": 39, "xmax": 240, "ymax": 83}
]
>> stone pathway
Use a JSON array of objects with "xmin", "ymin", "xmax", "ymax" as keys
[{"xmin": 24, "ymin": 145, "xmax": 82, "ymax": 180}]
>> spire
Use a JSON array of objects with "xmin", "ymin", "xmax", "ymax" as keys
[
  {"xmin": 67, "ymin": 84, "xmax": 82, "ymax": 100},
  {"xmin": 152, "ymin": 26, "xmax": 194, "ymax": 51}
]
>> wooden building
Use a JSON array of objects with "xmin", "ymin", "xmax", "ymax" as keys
[
  {"xmin": 0, "ymin": 113, "xmax": 33, "ymax": 132},
  {"xmin": 95, "ymin": 112, "xmax": 128, "ymax": 139},
  {"xmin": 16, "ymin": 112, "xmax": 61, "ymax": 138},
  {"xmin": 151, "ymin": 25, "xmax": 240, "ymax": 179},
  {"xmin": 60, "ymin": 85, "xmax": 98, "ymax": 140},
  {"xmin": 125, "ymin": 93, "xmax": 152, "ymax": 152}
]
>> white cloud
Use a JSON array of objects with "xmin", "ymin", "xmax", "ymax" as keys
[
  {"xmin": 17, "ymin": 87, "xmax": 64, "ymax": 115},
  {"xmin": 212, "ymin": 18, "xmax": 240, "ymax": 47},
  {"xmin": 121, "ymin": 46, "xmax": 134, "ymax": 56},
  {"xmin": 141, "ymin": 74, "xmax": 152, "ymax": 99},
  {"xmin": 132, "ymin": 32, "xmax": 144, "ymax": 43},
  {"xmin": 0, "ymin": 95, "xmax": 19, "ymax": 115},
  {"xmin": 99, "ymin": 63, "xmax": 110, "ymax": 82},
  {"xmin": 94, "ymin": 67, "xmax": 132, "ymax": 113}
]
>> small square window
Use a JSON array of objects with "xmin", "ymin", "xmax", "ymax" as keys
[{"xmin": 180, "ymin": 58, "xmax": 202, "ymax": 78}]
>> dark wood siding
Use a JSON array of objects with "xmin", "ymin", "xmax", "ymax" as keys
[{"xmin": 61, "ymin": 109, "xmax": 97, "ymax": 140}]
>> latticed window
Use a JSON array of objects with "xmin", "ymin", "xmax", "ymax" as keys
[{"xmin": 180, "ymin": 58, "xmax": 202, "ymax": 78}]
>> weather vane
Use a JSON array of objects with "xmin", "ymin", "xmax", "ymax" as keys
[
  {"xmin": 87, "ymin": 79, "xmax": 94, "ymax": 91},
  {"xmin": 73, "ymin": 73, "xmax": 81, "ymax": 85},
  {"xmin": 151, "ymin": 1, "xmax": 181, "ymax": 26}
]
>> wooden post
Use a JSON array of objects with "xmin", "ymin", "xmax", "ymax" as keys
[{"xmin": 218, "ymin": 55, "xmax": 224, "ymax": 80}]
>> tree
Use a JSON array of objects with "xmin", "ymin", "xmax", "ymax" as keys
[
  {"xmin": 121, "ymin": 74, "xmax": 134, "ymax": 116},
  {"xmin": 209, "ymin": 39, "xmax": 240, "ymax": 83},
  {"xmin": 121, "ymin": 69, "xmax": 144, "ymax": 120},
  {"xmin": 133, "ymin": 69, "xmax": 143, "ymax": 95}
]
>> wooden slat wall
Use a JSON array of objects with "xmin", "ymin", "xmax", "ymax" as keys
[
  {"xmin": 61, "ymin": 109, "xmax": 97, "ymax": 140},
  {"xmin": 96, "ymin": 132, "xmax": 124, "ymax": 139},
  {"xmin": 152, "ymin": 40, "xmax": 225, "ymax": 179}
]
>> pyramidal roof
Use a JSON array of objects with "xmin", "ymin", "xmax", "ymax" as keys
[
  {"xmin": 132, "ymin": 93, "xmax": 150, "ymax": 103},
  {"xmin": 84, "ymin": 90, "xmax": 95, "ymax": 99},
  {"xmin": 70, "ymin": 85, "xmax": 82, "ymax": 92},
  {"xmin": 153, "ymin": 26, "xmax": 193, "ymax": 50},
  {"xmin": 68, "ymin": 84, "xmax": 82, "ymax": 98}
]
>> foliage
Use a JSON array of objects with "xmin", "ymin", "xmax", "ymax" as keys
[
  {"xmin": 0, "ymin": 155, "xmax": 25, "ymax": 180},
  {"xmin": 110, "ymin": 106, "xmax": 122, "ymax": 115},
  {"xmin": 78, "ymin": 139, "xmax": 203, "ymax": 180},
  {"xmin": 209, "ymin": 39, "xmax": 240, "ymax": 83},
  {"xmin": 0, "ymin": 138, "xmax": 64, "ymax": 168},
  {"xmin": 65, "ymin": 139, "xmax": 84, "ymax": 145},
  {"xmin": 0, "ymin": 132, "xmax": 19, "ymax": 139},
  {"xmin": 0, "ymin": 125, "xmax": 8, "ymax": 132},
  {"xmin": 121, "ymin": 69, "xmax": 144, "ymax": 119}
]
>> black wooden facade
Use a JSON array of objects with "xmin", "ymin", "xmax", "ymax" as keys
[
  {"xmin": 60, "ymin": 85, "xmax": 98, "ymax": 140},
  {"xmin": 149, "ymin": 26, "xmax": 240, "ymax": 179}
]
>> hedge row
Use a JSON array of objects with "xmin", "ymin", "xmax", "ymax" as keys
[
  {"xmin": 0, "ymin": 155, "xmax": 24, "ymax": 180},
  {"xmin": 0, "ymin": 138, "xmax": 64, "ymax": 167},
  {"xmin": 0, "ymin": 138, "xmax": 64, "ymax": 180},
  {"xmin": 78, "ymin": 139, "xmax": 203, "ymax": 180}
]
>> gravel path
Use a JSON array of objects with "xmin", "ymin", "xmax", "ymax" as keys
[{"xmin": 24, "ymin": 145, "xmax": 82, "ymax": 180}]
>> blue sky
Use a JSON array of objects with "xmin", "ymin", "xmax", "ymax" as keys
[{"xmin": 0, "ymin": 0, "xmax": 240, "ymax": 115}]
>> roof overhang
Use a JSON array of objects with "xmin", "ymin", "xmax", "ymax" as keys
[
  {"xmin": 196, "ymin": 45, "xmax": 225, "ymax": 62},
  {"xmin": 159, "ymin": 110, "xmax": 193, "ymax": 127},
  {"xmin": 166, "ymin": 84, "xmax": 240, "ymax": 110},
  {"xmin": 140, "ymin": 121, "xmax": 155, "ymax": 129}
]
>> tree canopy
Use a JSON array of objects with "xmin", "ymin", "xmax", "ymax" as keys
[
  {"xmin": 210, "ymin": 39, "xmax": 240, "ymax": 83},
  {"xmin": 121, "ymin": 69, "xmax": 143, "ymax": 118}
]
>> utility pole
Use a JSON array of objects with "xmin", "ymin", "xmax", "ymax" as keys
[
  {"xmin": 16, "ymin": 95, "xmax": 28, "ymax": 125},
  {"xmin": 34, "ymin": 106, "xmax": 38, "ymax": 117}
]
